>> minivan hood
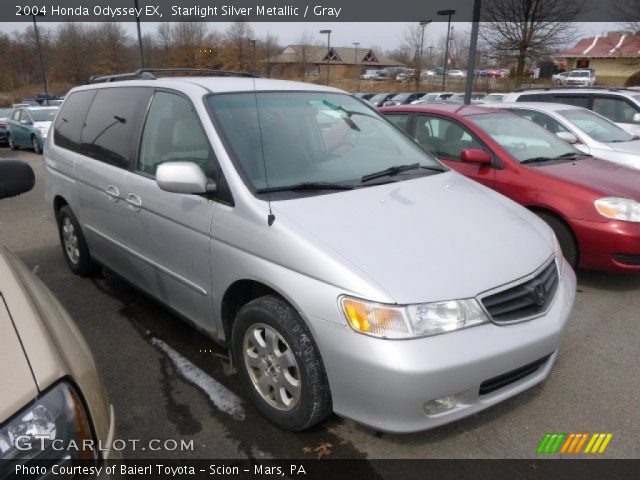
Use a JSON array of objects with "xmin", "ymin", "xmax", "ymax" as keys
[
  {"xmin": 534, "ymin": 157, "xmax": 640, "ymax": 201},
  {"xmin": 272, "ymin": 171, "xmax": 554, "ymax": 304}
]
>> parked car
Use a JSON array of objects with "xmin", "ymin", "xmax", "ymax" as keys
[
  {"xmin": 489, "ymin": 102, "xmax": 640, "ymax": 170},
  {"xmin": 411, "ymin": 92, "xmax": 454, "ymax": 104},
  {"xmin": 502, "ymin": 88, "xmax": 640, "ymax": 136},
  {"xmin": 11, "ymin": 103, "xmax": 31, "ymax": 109},
  {"xmin": 447, "ymin": 70, "xmax": 466, "ymax": 78},
  {"xmin": 0, "ymin": 159, "xmax": 117, "ymax": 468},
  {"xmin": 45, "ymin": 72, "xmax": 575, "ymax": 433},
  {"xmin": 381, "ymin": 103, "xmax": 640, "ymax": 272},
  {"xmin": 367, "ymin": 92, "xmax": 396, "ymax": 107},
  {"xmin": 352, "ymin": 92, "xmax": 375, "ymax": 101},
  {"xmin": 6, "ymin": 106, "xmax": 58, "ymax": 154},
  {"xmin": 552, "ymin": 71, "xmax": 570, "ymax": 86},
  {"xmin": 478, "ymin": 93, "xmax": 507, "ymax": 103},
  {"xmin": 445, "ymin": 92, "xmax": 488, "ymax": 104},
  {"xmin": 420, "ymin": 69, "xmax": 436, "ymax": 79},
  {"xmin": 565, "ymin": 69, "xmax": 596, "ymax": 87},
  {"xmin": 382, "ymin": 92, "xmax": 426, "ymax": 106},
  {"xmin": 0, "ymin": 108, "xmax": 11, "ymax": 144},
  {"xmin": 360, "ymin": 70, "xmax": 383, "ymax": 81}
]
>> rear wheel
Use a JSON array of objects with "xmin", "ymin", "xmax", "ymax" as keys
[
  {"xmin": 536, "ymin": 211, "xmax": 578, "ymax": 268},
  {"xmin": 232, "ymin": 295, "xmax": 332, "ymax": 431},
  {"xmin": 56, "ymin": 206, "xmax": 97, "ymax": 276},
  {"xmin": 32, "ymin": 135, "xmax": 42, "ymax": 154},
  {"xmin": 8, "ymin": 134, "xmax": 18, "ymax": 150}
]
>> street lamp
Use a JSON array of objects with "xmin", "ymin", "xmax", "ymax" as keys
[
  {"xmin": 249, "ymin": 38, "xmax": 257, "ymax": 74},
  {"xmin": 437, "ymin": 9, "xmax": 455, "ymax": 90},
  {"xmin": 134, "ymin": 0, "xmax": 145, "ymax": 68},
  {"xmin": 353, "ymin": 41, "xmax": 360, "ymax": 90},
  {"xmin": 418, "ymin": 20, "xmax": 432, "ymax": 88},
  {"xmin": 320, "ymin": 29, "xmax": 332, "ymax": 86},
  {"xmin": 31, "ymin": 14, "xmax": 48, "ymax": 100}
]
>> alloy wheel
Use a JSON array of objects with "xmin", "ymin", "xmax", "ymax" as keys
[{"xmin": 61, "ymin": 217, "xmax": 80, "ymax": 265}]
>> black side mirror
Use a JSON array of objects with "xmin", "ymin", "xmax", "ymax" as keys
[{"xmin": 0, "ymin": 159, "xmax": 35, "ymax": 199}]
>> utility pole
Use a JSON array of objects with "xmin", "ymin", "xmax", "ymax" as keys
[
  {"xmin": 353, "ymin": 42, "xmax": 360, "ymax": 90},
  {"xmin": 418, "ymin": 20, "xmax": 432, "ymax": 89},
  {"xmin": 464, "ymin": 0, "xmax": 482, "ymax": 105},
  {"xmin": 320, "ymin": 30, "xmax": 332, "ymax": 86},
  {"xmin": 250, "ymin": 38, "xmax": 257, "ymax": 74},
  {"xmin": 134, "ymin": 0, "xmax": 145, "ymax": 68},
  {"xmin": 32, "ymin": 15, "xmax": 49, "ymax": 100},
  {"xmin": 438, "ymin": 9, "xmax": 456, "ymax": 90}
]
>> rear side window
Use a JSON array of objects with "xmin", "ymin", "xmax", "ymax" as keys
[
  {"xmin": 385, "ymin": 114, "xmax": 410, "ymax": 132},
  {"xmin": 553, "ymin": 95, "xmax": 590, "ymax": 108},
  {"xmin": 54, "ymin": 90, "xmax": 97, "ymax": 153},
  {"xmin": 593, "ymin": 97, "xmax": 640, "ymax": 124},
  {"xmin": 517, "ymin": 94, "xmax": 553, "ymax": 102},
  {"xmin": 81, "ymin": 87, "xmax": 152, "ymax": 169}
]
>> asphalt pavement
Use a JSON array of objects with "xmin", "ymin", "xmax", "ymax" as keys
[{"xmin": 1, "ymin": 148, "xmax": 638, "ymax": 460}]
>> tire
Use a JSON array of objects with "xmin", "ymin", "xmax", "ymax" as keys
[
  {"xmin": 56, "ymin": 206, "xmax": 97, "ymax": 276},
  {"xmin": 232, "ymin": 295, "xmax": 332, "ymax": 431},
  {"xmin": 8, "ymin": 133, "xmax": 18, "ymax": 150},
  {"xmin": 536, "ymin": 211, "xmax": 578, "ymax": 268},
  {"xmin": 32, "ymin": 135, "xmax": 42, "ymax": 154}
]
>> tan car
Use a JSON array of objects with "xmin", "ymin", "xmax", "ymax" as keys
[{"xmin": 0, "ymin": 159, "xmax": 116, "ymax": 469}]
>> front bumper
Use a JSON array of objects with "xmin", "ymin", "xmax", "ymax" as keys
[
  {"xmin": 572, "ymin": 218, "xmax": 640, "ymax": 272},
  {"xmin": 310, "ymin": 262, "xmax": 576, "ymax": 433}
]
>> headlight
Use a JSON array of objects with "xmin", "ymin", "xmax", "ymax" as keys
[
  {"xmin": 0, "ymin": 382, "xmax": 95, "ymax": 462},
  {"xmin": 340, "ymin": 297, "xmax": 489, "ymax": 339},
  {"xmin": 595, "ymin": 197, "xmax": 640, "ymax": 222},
  {"xmin": 553, "ymin": 234, "xmax": 565, "ymax": 277}
]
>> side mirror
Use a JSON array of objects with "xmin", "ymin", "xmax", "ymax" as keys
[
  {"xmin": 556, "ymin": 131, "xmax": 579, "ymax": 144},
  {"xmin": 155, "ymin": 162, "xmax": 215, "ymax": 195},
  {"xmin": 460, "ymin": 148, "xmax": 493, "ymax": 165},
  {"xmin": 632, "ymin": 113, "xmax": 640, "ymax": 124},
  {"xmin": 0, "ymin": 159, "xmax": 35, "ymax": 199}
]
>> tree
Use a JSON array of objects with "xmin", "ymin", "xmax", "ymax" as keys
[
  {"xmin": 615, "ymin": 0, "xmax": 640, "ymax": 34},
  {"xmin": 480, "ymin": 0, "xmax": 587, "ymax": 84},
  {"xmin": 437, "ymin": 26, "xmax": 471, "ymax": 69},
  {"xmin": 94, "ymin": 23, "xmax": 134, "ymax": 75},
  {"xmin": 224, "ymin": 21, "xmax": 255, "ymax": 71},
  {"xmin": 260, "ymin": 32, "xmax": 281, "ymax": 77},
  {"xmin": 293, "ymin": 29, "xmax": 316, "ymax": 80}
]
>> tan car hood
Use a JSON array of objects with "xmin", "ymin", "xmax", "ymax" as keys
[{"xmin": 0, "ymin": 254, "xmax": 38, "ymax": 423}]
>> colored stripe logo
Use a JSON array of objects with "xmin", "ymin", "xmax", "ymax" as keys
[{"xmin": 537, "ymin": 433, "xmax": 612, "ymax": 454}]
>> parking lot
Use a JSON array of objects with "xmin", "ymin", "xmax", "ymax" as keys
[{"xmin": 1, "ymin": 147, "xmax": 639, "ymax": 460}]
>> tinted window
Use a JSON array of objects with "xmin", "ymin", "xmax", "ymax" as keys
[
  {"xmin": 81, "ymin": 87, "xmax": 152, "ymax": 168},
  {"xmin": 517, "ymin": 94, "xmax": 553, "ymax": 102},
  {"xmin": 139, "ymin": 92, "xmax": 216, "ymax": 178},
  {"xmin": 54, "ymin": 90, "xmax": 97, "ymax": 153},
  {"xmin": 593, "ymin": 97, "xmax": 640, "ymax": 124},
  {"xmin": 553, "ymin": 95, "xmax": 590, "ymax": 108},
  {"xmin": 385, "ymin": 114, "xmax": 410, "ymax": 132},
  {"xmin": 414, "ymin": 115, "xmax": 484, "ymax": 160}
]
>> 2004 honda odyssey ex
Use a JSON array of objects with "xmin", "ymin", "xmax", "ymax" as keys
[{"xmin": 44, "ymin": 69, "xmax": 576, "ymax": 433}]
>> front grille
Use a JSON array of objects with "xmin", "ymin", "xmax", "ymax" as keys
[
  {"xmin": 481, "ymin": 260, "xmax": 559, "ymax": 324},
  {"xmin": 479, "ymin": 355, "xmax": 550, "ymax": 395}
]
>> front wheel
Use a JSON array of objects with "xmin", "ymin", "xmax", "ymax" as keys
[
  {"xmin": 536, "ymin": 211, "xmax": 578, "ymax": 268},
  {"xmin": 56, "ymin": 206, "xmax": 98, "ymax": 276},
  {"xmin": 8, "ymin": 134, "xmax": 18, "ymax": 150},
  {"xmin": 232, "ymin": 295, "xmax": 332, "ymax": 431},
  {"xmin": 32, "ymin": 135, "xmax": 42, "ymax": 154}
]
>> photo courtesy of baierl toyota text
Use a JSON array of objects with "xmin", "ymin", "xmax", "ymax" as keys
[{"xmin": 0, "ymin": 0, "xmax": 638, "ymax": 478}]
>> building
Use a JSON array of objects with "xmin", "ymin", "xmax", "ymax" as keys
[
  {"xmin": 556, "ymin": 33, "xmax": 640, "ymax": 86},
  {"xmin": 265, "ymin": 45, "xmax": 405, "ymax": 82}
]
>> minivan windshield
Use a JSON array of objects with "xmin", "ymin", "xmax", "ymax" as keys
[
  {"xmin": 208, "ymin": 92, "xmax": 444, "ymax": 192},
  {"xmin": 469, "ymin": 112, "xmax": 579, "ymax": 163},
  {"xmin": 559, "ymin": 108, "xmax": 634, "ymax": 143}
]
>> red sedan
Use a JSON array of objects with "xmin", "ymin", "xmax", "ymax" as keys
[{"xmin": 380, "ymin": 104, "xmax": 640, "ymax": 272}]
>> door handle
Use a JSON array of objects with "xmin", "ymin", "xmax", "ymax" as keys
[
  {"xmin": 105, "ymin": 185, "xmax": 120, "ymax": 201},
  {"xmin": 126, "ymin": 193, "xmax": 142, "ymax": 211}
]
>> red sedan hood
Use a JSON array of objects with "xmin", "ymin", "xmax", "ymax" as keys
[{"xmin": 534, "ymin": 158, "xmax": 640, "ymax": 201}]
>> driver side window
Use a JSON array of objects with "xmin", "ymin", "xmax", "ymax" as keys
[
  {"xmin": 139, "ymin": 91, "xmax": 216, "ymax": 178},
  {"xmin": 415, "ymin": 115, "xmax": 483, "ymax": 161}
]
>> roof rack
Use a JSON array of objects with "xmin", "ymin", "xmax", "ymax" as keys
[
  {"xmin": 89, "ymin": 68, "xmax": 260, "ymax": 84},
  {"xmin": 513, "ymin": 86, "xmax": 631, "ymax": 93}
]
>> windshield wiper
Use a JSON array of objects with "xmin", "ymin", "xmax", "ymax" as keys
[
  {"xmin": 361, "ymin": 163, "xmax": 443, "ymax": 183},
  {"xmin": 257, "ymin": 182, "xmax": 355, "ymax": 193},
  {"xmin": 521, "ymin": 152, "xmax": 590, "ymax": 164}
]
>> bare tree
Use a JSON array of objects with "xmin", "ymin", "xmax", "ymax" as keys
[
  {"xmin": 260, "ymin": 32, "xmax": 281, "ymax": 77},
  {"xmin": 225, "ymin": 21, "xmax": 255, "ymax": 71},
  {"xmin": 94, "ymin": 23, "xmax": 134, "ymax": 75},
  {"xmin": 615, "ymin": 0, "xmax": 640, "ymax": 33},
  {"xmin": 481, "ymin": 0, "xmax": 587, "ymax": 84},
  {"xmin": 436, "ymin": 26, "xmax": 471, "ymax": 69},
  {"xmin": 294, "ymin": 29, "xmax": 316, "ymax": 80},
  {"xmin": 399, "ymin": 23, "xmax": 423, "ymax": 69}
]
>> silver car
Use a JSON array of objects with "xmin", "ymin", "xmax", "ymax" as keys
[
  {"xmin": 45, "ymin": 72, "xmax": 576, "ymax": 433},
  {"xmin": 490, "ymin": 102, "xmax": 640, "ymax": 170}
]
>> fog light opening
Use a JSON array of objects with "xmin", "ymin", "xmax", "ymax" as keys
[{"xmin": 423, "ymin": 395, "xmax": 457, "ymax": 415}]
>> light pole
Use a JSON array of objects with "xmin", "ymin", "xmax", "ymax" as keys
[
  {"xmin": 134, "ymin": 0, "xmax": 145, "ymax": 68},
  {"xmin": 428, "ymin": 45, "xmax": 434, "ymax": 68},
  {"xmin": 320, "ymin": 29, "xmax": 332, "ymax": 86},
  {"xmin": 437, "ymin": 9, "xmax": 455, "ymax": 90},
  {"xmin": 31, "ymin": 15, "xmax": 48, "ymax": 100},
  {"xmin": 418, "ymin": 20, "xmax": 432, "ymax": 89},
  {"xmin": 464, "ymin": 0, "xmax": 482, "ymax": 105},
  {"xmin": 249, "ymin": 38, "xmax": 257, "ymax": 73},
  {"xmin": 353, "ymin": 41, "xmax": 360, "ymax": 90}
]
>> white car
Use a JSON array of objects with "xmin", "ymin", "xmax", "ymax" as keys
[
  {"xmin": 447, "ymin": 70, "xmax": 466, "ymax": 78},
  {"xmin": 420, "ymin": 69, "xmax": 436, "ymax": 79},
  {"xmin": 479, "ymin": 93, "xmax": 507, "ymax": 103},
  {"xmin": 565, "ymin": 69, "xmax": 596, "ymax": 87},
  {"xmin": 486, "ymin": 102, "xmax": 640, "ymax": 170},
  {"xmin": 411, "ymin": 92, "xmax": 454, "ymax": 104},
  {"xmin": 552, "ymin": 72, "xmax": 570, "ymax": 86}
]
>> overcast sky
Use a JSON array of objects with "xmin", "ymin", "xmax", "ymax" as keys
[{"xmin": 0, "ymin": 21, "xmax": 622, "ymax": 51}]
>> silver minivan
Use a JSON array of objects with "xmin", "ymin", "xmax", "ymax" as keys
[{"xmin": 45, "ymin": 70, "xmax": 576, "ymax": 433}]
